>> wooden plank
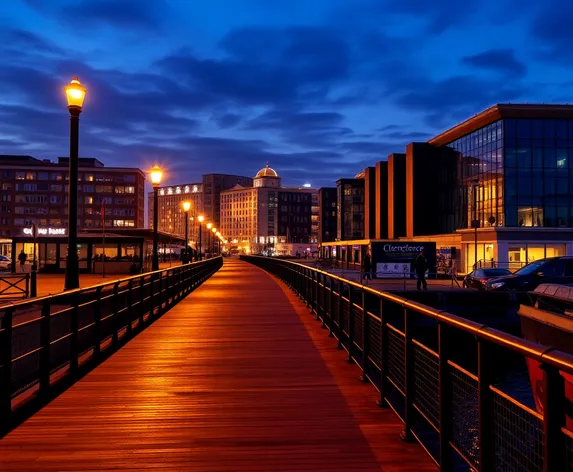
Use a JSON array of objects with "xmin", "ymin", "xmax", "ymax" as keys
[{"xmin": 0, "ymin": 259, "xmax": 435, "ymax": 471}]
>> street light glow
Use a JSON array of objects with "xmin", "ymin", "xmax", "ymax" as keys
[
  {"xmin": 207, "ymin": 222, "xmax": 213, "ymax": 230},
  {"xmin": 212, "ymin": 227, "xmax": 217, "ymax": 233},
  {"xmin": 64, "ymin": 76, "xmax": 86, "ymax": 109},
  {"xmin": 182, "ymin": 201, "xmax": 191, "ymax": 212},
  {"xmin": 150, "ymin": 164, "xmax": 163, "ymax": 186},
  {"xmin": 197, "ymin": 215, "xmax": 204, "ymax": 223}
]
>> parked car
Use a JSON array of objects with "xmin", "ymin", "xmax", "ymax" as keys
[
  {"xmin": 485, "ymin": 257, "xmax": 573, "ymax": 291},
  {"xmin": 0, "ymin": 255, "xmax": 11, "ymax": 271},
  {"xmin": 463, "ymin": 268, "xmax": 512, "ymax": 289}
]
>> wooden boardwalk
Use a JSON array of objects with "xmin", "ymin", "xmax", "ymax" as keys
[{"xmin": 0, "ymin": 259, "xmax": 435, "ymax": 471}]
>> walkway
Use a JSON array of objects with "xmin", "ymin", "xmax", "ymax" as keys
[{"xmin": 0, "ymin": 259, "xmax": 435, "ymax": 471}]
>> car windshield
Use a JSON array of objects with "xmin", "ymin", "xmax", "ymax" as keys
[
  {"xmin": 483, "ymin": 269, "xmax": 511, "ymax": 277},
  {"xmin": 514, "ymin": 261, "xmax": 545, "ymax": 276}
]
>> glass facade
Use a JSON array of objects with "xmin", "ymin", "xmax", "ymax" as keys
[
  {"xmin": 447, "ymin": 121, "xmax": 504, "ymax": 229},
  {"xmin": 447, "ymin": 118, "xmax": 573, "ymax": 229}
]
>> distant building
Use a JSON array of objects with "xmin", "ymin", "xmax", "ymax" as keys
[
  {"xmin": 318, "ymin": 187, "xmax": 337, "ymax": 245},
  {"xmin": 148, "ymin": 173, "xmax": 253, "ymax": 247},
  {"xmin": 336, "ymin": 177, "xmax": 365, "ymax": 241},
  {"xmin": 220, "ymin": 164, "xmax": 317, "ymax": 254},
  {"xmin": 0, "ymin": 155, "xmax": 145, "ymax": 239}
]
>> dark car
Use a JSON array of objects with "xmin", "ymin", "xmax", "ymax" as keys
[
  {"xmin": 463, "ymin": 268, "xmax": 512, "ymax": 289},
  {"xmin": 485, "ymin": 257, "xmax": 573, "ymax": 291}
]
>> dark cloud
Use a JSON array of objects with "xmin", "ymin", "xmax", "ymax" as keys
[
  {"xmin": 23, "ymin": 0, "xmax": 167, "ymax": 31},
  {"xmin": 214, "ymin": 113, "xmax": 242, "ymax": 129},
  {"xmin": 531, "ymin": 3, "xmax": 573, "ymax": 64},
  {"xmin": 462, "ymin": 49, "xmax": 527, "ymax": 77}
]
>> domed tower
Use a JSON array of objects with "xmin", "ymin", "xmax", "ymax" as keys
[{"xmin": 254, "ymin": 162, "xmax": 281, "ymax": 188}]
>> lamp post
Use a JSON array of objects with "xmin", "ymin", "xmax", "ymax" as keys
[
  {"xmin": 471, "ymin": 180, "xmax": 480, "ymax": 271},
  {"xmin": 197, "ymin": 215, "xmax": 204, "ymax": 260},
  {"xmin": 212, "ymin": 227, "xmax": 217, "ymax": 255},
  {"xmin": 207, "ymin": 223, "xmax": 213, "ymax": 257},
  {"xmin": 216, "ymin": 231, "xmax": 221, "ymax": 255},
  {"xmin": 182, "ymin": 201, "xmax": 191, "ymax": 263},
  {"xmin": 64, "ymin": 77, "xmax": 86, "ymax": 291},
  {"xmin": 189, "ymin": 216, "xmax": 195, "ymax": 261},
  {"xmin": 150, "ymin": 164, "xmax": 163, "ymax": 271}
]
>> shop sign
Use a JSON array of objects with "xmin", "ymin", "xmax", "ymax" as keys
[{"xmin": 23, "ymin": 227, "xmax": 66, "ymax": 236}]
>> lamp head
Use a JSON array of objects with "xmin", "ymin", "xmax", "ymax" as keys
[
  {"xmin": 182, "ymin": 201, "xmax": 191, "ymax": 212},
  {"xmin": 212, "ymin": 227, "xmax": 217, "ymax": 233},
  {"xmin": 150, "ymin": 164, "xmax": 163, "ymax": 186},
  {"xmin": 65, "ymin": 76, "xmax": 86, "ymax": 110},
  {"xmin": 198, "ymin": 215, "xmax": 204, "ymax": 223},
  {"xmin": 207, "ymin": 223, "xmax": 213, "ymax": 230}
]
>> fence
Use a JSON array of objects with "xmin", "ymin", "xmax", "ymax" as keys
[
  {"xmin": 241, "ymin": 255, "xmax": 573, "ymax": 472},
  {"xmin": 0, "ymin": 275, "xmax": 29, "ymax": 300},
  {"xmin": 0, "ymin": 256, "xmax": 222, "ymax": 430}
]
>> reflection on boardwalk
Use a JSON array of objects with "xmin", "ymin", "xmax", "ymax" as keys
[{"xmin": 0, "ymin": 259, "xmax": 435, "ymax": 471}]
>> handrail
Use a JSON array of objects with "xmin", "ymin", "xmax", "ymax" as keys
[
  {"xmin": 0, "ymin": 256, "xmax": 223, "ymax": 434},
  {"xmin": 241, "ymin": 254, "xmax": 573, "ymax": 471}
]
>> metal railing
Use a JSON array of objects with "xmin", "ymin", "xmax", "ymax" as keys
[
  {"xmin": 241, "ymin": 255, "xmax": 573, "ymax": 472},
  {"xmin": 0, "ymin": 256, "xmax": 222, "ymax": 431},
  {"xmin": 0, "ymin": 275, "xmax": 29, "ymax": 300}
]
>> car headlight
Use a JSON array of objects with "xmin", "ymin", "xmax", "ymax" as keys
[{"xmin": 490, "ymin": 282, "xmax": 505, "ymax": 289}]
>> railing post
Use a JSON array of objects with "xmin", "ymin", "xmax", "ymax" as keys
[
  {"xmin": 347, "ymin": 287, "xmax": 354, "ymax": 363},
  {"xmin": 1, "ymin": 308, "xmax": 13, "ymax": 423},
  {"xmin": 139, "ymin": 277, "xmax": 145, "ymax": 326},
  {"xmin": 320, "ymin": 273, "xmax": 327, "ymax": 329},
  {"xmin": 337, "ymin": 280, "xmax": 344, "ymax": 349},
  {"xmin": 39, "ymin": 302, "xmax": 51, "ymax": 395},
  {"xmin": 377, "ymin": 298, "xmax": 388, "ymax": 408},
  {"xmin": 112, "ymin": 283, "xmax": 119, "ymax": 347},
  {"xmin": 69, "ymin": 293, "xmax": 79, "ymax": 373},
  {"xmin": 360, "ymin": 288, "xmax": 368, "ymax": 381},
  {"xmin": 25, "ymin": 273, "xmax": 30, "ymax": 298},
  {"xmin": 401, "ymin": 306, "xmax": 415, "ymax": 442},
  {"xmin": 438, "ymin": 322, "xmax": 453, "ymax": 470},
  {"xmin": 126, "ymin": 279, "xmax": 133, "ymax": 336},
  {"xmin": 478, "ymin": 339, "xmax": 494, "ymax": 472},
  {"xmin": 93, "ymin": 286, "xmax": 102, "ymax": 356},
  {"xmin": 542, "ymin": 363, "xmax": 566, "ymax": 472},
  {"xmin": 328, "ymin": 276, "xmax": 335, "ymax": 337}
]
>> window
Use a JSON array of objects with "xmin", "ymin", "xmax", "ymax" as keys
[
  {"xmin": 50, "ymin": 184, "xmax": 62, "ymax": 191},
  {"xmin": 96, "ymin": 185, "xmax": 113, "ymax": 193},
  {"xmin": 51, "ymin": 173, "xmax": 63, "ymax": 181},
  {"xmin": 85, "ymin": 196, "xmax": 93, "ymax": 204},
  {"xmin": 84, "ymin": 185, "xmax": 94, "ymax": 193},
  {"xmin": 1, "ymin": 183, "xmax": 11, "ymax": 190},
  {"xmin": 1, "ymin": 194, "xmax": 10, "ymax": 202},
  {"xmin": 15, "ymin": 172, "xmax": 25, "ymax": 180}
]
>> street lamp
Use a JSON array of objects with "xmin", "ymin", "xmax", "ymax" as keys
[
  {"xmin": 197, "ymin": 215, "xmax": 204, "ymax": 260},
  {"xmin": 182, "ymin": 201, "xmax": 191, "ymax": 263},
  {"xmin": 207, "ymin": 223, "xmax": 213, "ymax": 257},
  {"xmin": 64, "ymin": 77, "xmax": 87, "ymax": 291},
  {"xmin": 212, "ymin": 227, "xmax": 217, "ymax": 255},
  {"xmin": 150, "ymin": 164, "xmax": 163, "ymax": 271},
  {"xmin": 189, "ymin": 215, "xmax": 195, "ymax": 261}
]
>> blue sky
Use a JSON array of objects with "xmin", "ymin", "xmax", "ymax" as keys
[{"xmin": 0, "ymin": 0, "xmax": 571, "ymax": 188}]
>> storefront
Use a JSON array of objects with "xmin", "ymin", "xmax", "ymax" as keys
[
  {"xmin": 11, "ymin": 231, "xmax": 145, "ymax": 274},
  {"xmin": 458, "ymin": 227, "xmax": 573, "ymax": 273}
]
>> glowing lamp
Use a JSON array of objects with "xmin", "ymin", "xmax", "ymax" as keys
[
  {"xmin": 182, "ymin": 201, "xmax": 191, "ymax": 212},
  {"xmin": 198, "ymin": 215, "xmax": 204, "ymax": 223},
  {"xmin": 65, "ymin": 76, "xmax": 86, "ymax": 109},
  {"xmin": 207, "ymin": 223, "xmax": 213, "ymax": 230},
  {"xmin": 150, "ymin": 164, "xmax": 163, "ymax": 186}
]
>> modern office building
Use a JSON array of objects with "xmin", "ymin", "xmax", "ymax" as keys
[
  {"xmin": 321, "ymin": 104, "xmax": 573, "ymax": 273},
  {"xmin": 0, "ymin": 155, "xmax": 145, "ymax": 257},
  {"xmin": 148, "ymin": 173, "xmax": 253, "ymax": 247},
  {"xmin": 220, "ymin": 164, "xmax": 317, "ymax": 254},
  {"xmin": 336, "ymin": 177, "xmax": 365, "ymax": 241},
  {"xmin": 318, "ymin": 187, "xmax": 337, "ymax": 245}
]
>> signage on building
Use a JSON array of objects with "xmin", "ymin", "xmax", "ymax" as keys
[
  {"xmin": 23, "ymin": 227, "xmax": 66, "ymax": 236},
  {"xmin": 372, "ymin": 241, "xmax": 436, "ymax": 278}
]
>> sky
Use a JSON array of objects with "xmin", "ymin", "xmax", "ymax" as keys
[{"xmin": 0, "ymin": 0, "xmax": 571, "ymax": 189}]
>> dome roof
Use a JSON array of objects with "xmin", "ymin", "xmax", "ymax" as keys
[{"xmin": 255, "ymin": 162, "xmax": 279, "ymax": 178}]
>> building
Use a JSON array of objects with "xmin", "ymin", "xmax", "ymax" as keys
[
  {"xmin": 0, "ymin": 155, "xmax": 145, "ymax": 257},
  {"xmin": 318, "ymin": 187, "xmax": 337, "ymax": 246},
  {"xmin": 148, "ymin": 173, "xmax": 253, "ymax": 247},
  {"xmin": 321, "ymin": 104, "xmax": 573, "ymax": 274},
  {"xmin": 336, "ymin": 177, "xmax": 365, "ymax": 241},
  {"xmin": 220, "ymin": 164, "xmax": 317, "ymax": 254}
]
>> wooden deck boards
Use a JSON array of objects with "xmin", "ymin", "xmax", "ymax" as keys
[{"xmin": 0, "ymin": 259, "xmax": 436, "ymax": 471}]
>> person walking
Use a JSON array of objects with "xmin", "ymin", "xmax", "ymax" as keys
[
  {"xmin": 414, "ymin": 251, "xmax": 428, "ymax": 291},
  {"xmin": 363, "ymin": 252, "xmax": 372, "ymax": 282},
  {"xmin": 18, "ymin": 249, "xmax": 27, "ymax": 273}
]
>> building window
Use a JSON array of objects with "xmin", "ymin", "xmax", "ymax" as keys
[{"xmin": 51, "ymin": 173, "xmax": 63, "ymax": 181}]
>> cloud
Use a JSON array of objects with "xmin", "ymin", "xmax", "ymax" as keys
[
  {"xmin": 462, "ymin": 49, "xmax": 527, "ymax": 77},
  {"xmin": 531, "ymin": 3, "xmax": 573, "ymax": 64}
]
